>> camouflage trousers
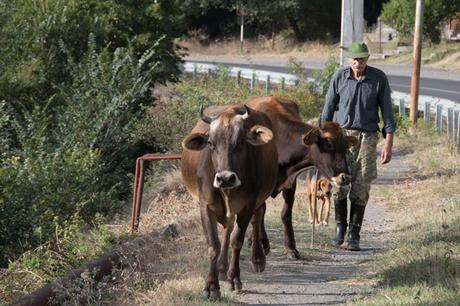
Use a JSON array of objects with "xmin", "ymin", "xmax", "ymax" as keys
[{"xmin": 332, "ymin": 130, "xmax": 379, "ymax": 207}]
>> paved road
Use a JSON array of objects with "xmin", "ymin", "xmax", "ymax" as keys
[{"xmin": 186, "ymin": 56, "xmax": 460, "ymax": 103}]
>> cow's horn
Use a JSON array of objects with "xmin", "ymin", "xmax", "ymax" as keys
[
  {"xmin": 200, "ymin": 105, "xmax": 217, "ymax": 124},
  {"xmin": 341, "ymin": 115, "xmax": 351, "ymax": 129},
  {"xmin": 241, "ymin": 104, "xmax": 251, "ymax": 120}
]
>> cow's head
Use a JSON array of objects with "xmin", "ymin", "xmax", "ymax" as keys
[
  {"xmin": 182, "ymin": 105, "xmax": 273, "ymax": 189},
  {"xmin": 302, "ymin": 121, "xmax": 356, "ymax": 186},
  {"xmin": 318, "ymin": 178, "xmax": 332, "ymax": 198}
]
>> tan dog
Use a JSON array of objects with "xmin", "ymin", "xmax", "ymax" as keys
[{"xmin": 306, "ymin": 169, "xmax": 332, "ymax": 225}]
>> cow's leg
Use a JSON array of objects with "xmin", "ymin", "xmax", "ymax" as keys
[
  {"xmin": 227, "ymin": 207, "xmax": 253, "ymax": 292},
  {"xmin": 218, "ymin": 216, "xmax": 234, "ymax": 280},
  {"xmin": 200, "ymin": 205, "xmax": 221, "ymax": 299},
  {"xmin": 281, "ymin": 182, "xmax": 300, "ymax": 259},
  {"xmin": 259, "ymin": 202, "xmax": 270, "ymax": 255},
  {"xmin": 251, "ymin": 205, "xmax": 266, "ymax": 272},
  {"xmin": 246, "ymin": 202, "xmax": 270, "ymax": 255}
]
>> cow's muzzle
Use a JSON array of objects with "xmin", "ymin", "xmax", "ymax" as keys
[
  {"xmin": 214, "ymin": 171, "xmax": 241, "ymax": 189},
  {"xmin": 331, "ymin": 173, "xmax": 352, "ymax": 186}
]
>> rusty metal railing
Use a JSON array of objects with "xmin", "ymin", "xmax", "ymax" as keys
[{"xmin": 130, "ymin": 153, "xmax": 182, "ymax": 233}]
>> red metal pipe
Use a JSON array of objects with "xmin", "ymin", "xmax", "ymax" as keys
[{"xmin": 130, "ymin": 154, "xmax": 181, "ymax": 233}]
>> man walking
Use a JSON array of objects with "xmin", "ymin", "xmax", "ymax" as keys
[{"xmin": 321, "ymin": 42, "xmax": 396, "ymax": 251}]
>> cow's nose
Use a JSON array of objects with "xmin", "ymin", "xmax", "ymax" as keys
[
  {"xmin": 340, "ymin": 173, "xmax": 352, "ymax": 185},
  {"xmin": 325, "ymin": 191, "xmax": 332, "ymax": 197},
  {"xmin": 214, "ymin": 171, "xmax": 241, "ymax": 189},
  {"xmin": 331, "ymin": 173, "xmax": 352, "ymax": 186}
]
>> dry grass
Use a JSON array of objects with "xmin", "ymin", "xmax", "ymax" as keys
[
  {"xmin": 179, "ymin": 36, "xmax": 337, "ymax": 59},
  {"xmin": 47, "ymin": 168, "xmax": 335, "ymax": 305},
  {"xmin": 352, "ymin": 127, "xmax": 460, "ymax": 305}
]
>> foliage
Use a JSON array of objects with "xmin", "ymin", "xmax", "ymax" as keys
[
  {"xmin": 143, "ymin": 64, "xmax": 327, "ymax": 152},
  {"xmin": 0, "ymin": 37, "xmax": 164, "ymax": 266},
  {"xmin": 381, "ymin": 0, "xmax": 460, "ymax": 43},
  {"xmin": 181, "ymin": 0, "xmax": 388, "ymax": 41},
  {"xmin": 0, "ymin": 217, "xmax": 119, "ymax": 304},
  {"xmin": 0, "ymin": 0, "xmax": 184, "ymax": 108}
]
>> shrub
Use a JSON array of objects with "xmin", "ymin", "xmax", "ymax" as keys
[{"xmin": 0, "ymin": 38, "xmax": 161, "ymax": 266}]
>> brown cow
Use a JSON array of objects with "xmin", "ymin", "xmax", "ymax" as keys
[
  {"xmin": 245, "ymin": 96, "xmax": 356, "ymax": 259},
  {"xmin": 305, "ymin": 168, "xmax": 332, "ymax": 225},
  {"xmin": 181, "ymin": 104, "xmax": 278, "ymax": 299}
]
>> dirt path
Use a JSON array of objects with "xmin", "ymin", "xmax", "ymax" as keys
[{"xmin": 230, "ymin": 150, "xmax": 408, "ymax": 306}]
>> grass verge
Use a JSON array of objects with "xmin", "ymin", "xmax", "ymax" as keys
[{"xmin": 351, "ymin": 124, "xmax": 460, "ymax": 306}]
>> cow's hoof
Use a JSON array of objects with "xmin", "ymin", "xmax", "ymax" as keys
[
  {"xmin": 203, "ymin": 288, "xmax": 221, "ymax": 300},
  {"xmin": 252, "ymin": 259, "xmax": 266, "ymax": 273},
  {"xmin": 322, "ymin": 221, "xmax": 328, "ymax": 226},
  {"xmin": 286, "ymin": 249, "xmax": 301, "ymax": 260},
  {"xmin": 228, "ymin": 277, "xmax": 243, "ymax": 292}
]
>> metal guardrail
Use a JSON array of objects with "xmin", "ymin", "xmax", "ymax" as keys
[{"xmin": 183, "ymin": 61, "xmax": 460, "ymax": 150}]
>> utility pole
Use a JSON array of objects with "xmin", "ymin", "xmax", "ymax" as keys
[
  {"xmin": 240, "ymin": 14, "xmax": 244, "ymax": 53},
  {"xmin": 340, "ymin": 0, "xmax": 364, "ymax": 66},
  {"xmin": 410, "ymin": 0, "xmax": 424, "ymax": 128}
]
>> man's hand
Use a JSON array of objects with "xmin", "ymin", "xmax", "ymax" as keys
[{"xmin": 381, "ymin": 133, "xmax": 394, "ymax": 164}]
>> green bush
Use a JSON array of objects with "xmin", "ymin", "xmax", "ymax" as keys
[{"xmin": 0, "ymin": 39, "xmax": 162, "ymax": 266}]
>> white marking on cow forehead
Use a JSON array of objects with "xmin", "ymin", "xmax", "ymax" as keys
[{"xmin": 209, "ymin": 114, "xmax": 244, "ymax": 135}]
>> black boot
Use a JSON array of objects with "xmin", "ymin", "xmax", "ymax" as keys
[
  {"xmin": 347, "ymin": 203, "xmax": 366, "ymax": 251},
  {"xmin": 332, "ymin": 198, "xmax": 347, "ymax": 246}
]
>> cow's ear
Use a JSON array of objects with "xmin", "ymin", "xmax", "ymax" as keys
[
  {"xmin": 182, "ymin": 133, "xmax": 208, "ymax": 151},
  {"xmin": 345, "ymin": 135, "xmax": 358, "ymax": 148},
  {"xmin": 302, "ymin": 129, "xmax": 319, "ymax": 146},
  {"xmin": 246, "ymin": 125, "xmax": 273, "ymax": 146}
]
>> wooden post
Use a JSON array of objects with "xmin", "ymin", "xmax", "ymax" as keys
[
  {"xmin": 424, "ymin": 101, "xmax": 431, "ymax": 123},
  {"xmin": 237, "ymin": 70, "xmax": 241, "ymax": 85},
  {"xmin": 281, "ymin": 77, "xmax": 285, "ymax": 91},
  {"xmin": 436, "ymin": 104, "xmax": 443, "ymax": 133},
  {"xmin": 410, "ymin": 0, "xmax": 424, "ymax": 128}
]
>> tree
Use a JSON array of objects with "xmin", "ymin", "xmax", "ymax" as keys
[{"xmin": 381, "ymin": 0, "xmax": 460, "ymax": 43}]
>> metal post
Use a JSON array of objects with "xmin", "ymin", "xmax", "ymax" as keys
[
  {"xmin": 379, "ymin": 17, "xmax": 382, "ymax": 54},
  {"xmin": 457, "ymin": 114, "xmax": 460, "ymax": 153},
  {"xmin": 436, "ymin": 104, "xmax": 443, "ymax": 133},
  {"xmin": 410, "ymin": 0, "xmax": 424, "ymax": 128},
  {"xmin": 250, "ymin": 73, "xmax": 256, "ymax": 91},
  {"xmin": 399, "ymin": 99, "xmax": 406, "ymax": 116},
  {"xmin": 193, "ymin": 66, "xmax": 197, "ymax": 81},
  {"xmin": 454, "ymin": 109, "xmax": 460, "ymax": 142},
  {"xmin": 266, "ymin": 75, "xmax": 271, "ymax": 95},
  {"xmin": 281, "ymin": 77, "xmax": 285, "ymax": 91},
  {"xmin": 448, "ymin": 108, "xmax": 454, "ymax": 139},
  {"xmin": 424, "ymin": 101, "xmax": 431, "ymax": 123},
  {"xmin": 237, "ymin": 70, "xmax": 241, "ymax": 85}
]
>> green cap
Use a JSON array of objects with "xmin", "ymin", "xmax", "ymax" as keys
[{"xmin": 347, "ymin": 42, "xmax": 369, "ymax": 58}]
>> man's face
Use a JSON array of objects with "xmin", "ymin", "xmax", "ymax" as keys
[{"xmin": 348, "ymin": 56, "xmax": 369, "ymax": 74}]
